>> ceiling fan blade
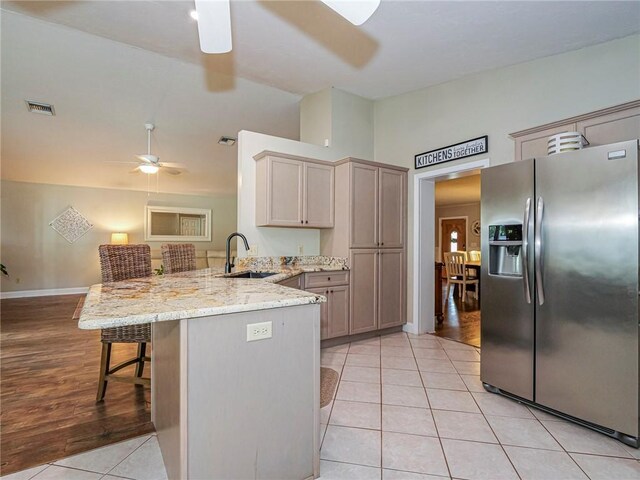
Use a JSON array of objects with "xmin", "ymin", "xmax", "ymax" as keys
[
  {"xmin": 159, "ymin": 162, "xmax": 187, "ymax": 169},
  {"xmin": 321, "ymin": 0, "xmax": 380, "ymax": 25},
  {"xmin": 195, "ymin": 0, "xmax": 232, "ymax": 54},
  {"xmin": 130, "ymin": 167, "xmax": 142, "ymax": 174},
  {"xmin": 104, "ymin": 160, "xmax": 139, "ymax": 165},
  {"xmin": 163, "ymin": 167, "xmax": 184, "ymax": 176}
]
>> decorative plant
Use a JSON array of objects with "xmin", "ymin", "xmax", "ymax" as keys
[
  {"xmin": 154, "ymin": 264, "xmax": 164, "ymax": 276},
  {"xmin": 0, "ymin": 263, "xmax": 7, "ymax": 276}
]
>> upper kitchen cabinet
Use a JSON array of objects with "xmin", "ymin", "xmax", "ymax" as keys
[
  {"xmin": 576, "ymin": 105, "xmax": 640, "ymax": 147},
  {"xmin": 304, "ymin": 162, "xmax": 334, "ymax": 228},
  {"xmin": 513, "ymin": 123, "xmax": 577, "ymax": 162},
  {"xmin": 350, "ymin": 163, "xmax": 379, "ymax": 248},
  {"xmin": 511, "ymin": 100, "xmax": 640, "ymax": 162},
  {"xmin": 321, "ymin": 158, "xmax": 408, "ymax": 257},
  {"xmin": 378, "ymin": 168, "xmax": 405, "ymax": 249},
  {"xmin": 255, "ymin": 152, "xmax": 334, "ymax": 228}
]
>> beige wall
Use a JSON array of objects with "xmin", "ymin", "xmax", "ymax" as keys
[
  {"xmin": 0, "ymin": 180, "xmax": 237, "ymax": 293},
  {"xmin": 435, "ymin": 203, "xmax": 481, "ymax": 261},
  {"xmin": 300, "ymin": 87, "xmax": 374, "ymax": 160},
  {"xmin": 373, "ymin": 34, "xmax": 640, "ymax": 326},
  {"xmin": 300, "ymin": 89, "xmax": 333, "ymax": 149}
]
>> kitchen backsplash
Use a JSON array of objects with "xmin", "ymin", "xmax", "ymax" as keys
[{"xmin": 236, "ymin": 255, "xmax": 348, "ymax": 271}]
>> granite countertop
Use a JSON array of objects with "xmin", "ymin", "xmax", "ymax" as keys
[
  {"xmin": 78, "ymin": 269, "xmax": 325, "ymax": 330},
  {"xmin": 78, "ymin": 256, "xmax": 348, "ymax": 331}
]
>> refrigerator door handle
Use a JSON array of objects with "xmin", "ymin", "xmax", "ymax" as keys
[
  {"xmin": 522, "ymin": 197, "xmax": 532, "ymax": 304},
  {"xmin": 535, "ymin": 196, "xmax": 545, "ymax": 305}
]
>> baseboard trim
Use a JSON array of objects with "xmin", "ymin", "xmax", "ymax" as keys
[{"xmin": 1, "ymin": 287, "xmax": 89, "ymax": 299}]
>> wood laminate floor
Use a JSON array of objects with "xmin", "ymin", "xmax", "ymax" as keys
[
  {"xmin": 435, "ymin": 286, "xmax": 481, "ymax": 348},
  {"xmin": 0, "ymin": 294, "xmax": 153, "ymax": 476}
]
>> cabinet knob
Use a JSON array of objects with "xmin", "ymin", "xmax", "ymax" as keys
[
  {"xmin": 300, "ymin": 220, "xmax": 303, "ymax": 224},
  {"xmin": 381, "ymin": 242, "xmax": 384, "ymax": 246},
  {"xmin": 305, "ymin": 220, "xmax": 308, "ymax": 224},
  {"xmin": 330, "ymin": 290, "xmax": 333, "ymax": 293},
  {"xmin": 328, "ymin": 277, "xmax": 331, "ymax": 281}
]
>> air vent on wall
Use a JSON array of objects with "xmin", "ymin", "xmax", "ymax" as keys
[
  {"xmin": 218, "ymin": 136, "xmax": 236, "ymax": 146},
  {"xmin": 25, "ymin": 100, "xmax": 55, "ymax": 116}
]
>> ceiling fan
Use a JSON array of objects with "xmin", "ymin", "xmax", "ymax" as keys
[
  {"xmin": 131, "ymin": 123, "xmax": 186, "ymax": 175},
  {"xmin": 194, "ymin": 0, "xmax": 381, "ymax": 54}
]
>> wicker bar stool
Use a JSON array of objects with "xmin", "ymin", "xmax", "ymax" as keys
[
  {"xmin": 161, "ymin": 243, "xmax": 196, "ymax": 273},
  {"xmin": 96, "ymin": 244, "xmax": 152, "ymax": 402}
]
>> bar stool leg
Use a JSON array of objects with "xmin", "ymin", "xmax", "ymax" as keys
[
  {"xmin": 136, "ymin": 342, "xmax": 146, "ymax": 378},
  {"xmin": 96, "ymin": 342, "xmax": 112, "ymax": 402}
]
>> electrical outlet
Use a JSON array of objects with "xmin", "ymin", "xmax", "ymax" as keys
[
  {"xmin": 297, "ymin": 245, "xmax": 304, "ymax": 255},
  {"xmin": 247, "ymin": 321, "xmax": 272, "ymax": 342},
  {"xmin": 247, "ymin": 244, "xmax": 258, "ymax": 256}
]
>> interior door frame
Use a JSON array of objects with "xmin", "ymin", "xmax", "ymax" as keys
[
  {"xmin": 409, "ymin": 158, "xmax": 490, "ymax": 335},
  {"xmin": 438, "ymin": 216, "xmax": 469, "ymax": 262}
]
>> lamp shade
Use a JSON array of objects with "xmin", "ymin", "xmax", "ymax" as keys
[{"xmin": 111, "ymin": 232, "xmax": 129, "ymax": 245}]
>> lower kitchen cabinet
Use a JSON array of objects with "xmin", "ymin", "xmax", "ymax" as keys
[
  {"xmin": 308, "ymin": 285, "xmax": 349, "ymax": 340},
  {"xmin": 349, "ymin": 249, "xmax": 378, "ymax": 334},
  {"xmin": 350, "ymin": 248, "xmax": 405, "ymax": 334},
  {"xmin": 378, "ymin": 249, "xmax": 405, "ymax": 329}
]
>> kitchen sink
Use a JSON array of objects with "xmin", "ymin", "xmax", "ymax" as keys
[{"xmin": 226, "ymin": 271, "xmax": 277, "ymax": 279}]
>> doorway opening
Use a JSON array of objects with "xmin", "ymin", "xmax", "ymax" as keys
[
  {"xmin": 411, "ymin": 157, "xmax": 489, "ymax": 345},
  {"xmin": 435, "ymin": 177, "xmax": 481, "ymax": 347}
]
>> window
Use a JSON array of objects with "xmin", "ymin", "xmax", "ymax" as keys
[{"xmin": 450, "ymin": 230, "xmax": 458, "ymax": 253}]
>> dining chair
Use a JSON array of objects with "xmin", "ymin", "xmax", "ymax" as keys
[
  {"xmin": 96, "ymin": 244, "xmax": 152, "ymax": 402},
  {"xmin": 444, "ymin": 251, "xmax": 479, "ymax": 302},
  {"xmin": 467, "ymin": 250, "xmax": 481, "ymax": 262},
  {"xmin": 161, "ymin": 243, "xmax": 196, "ymax": 274}
]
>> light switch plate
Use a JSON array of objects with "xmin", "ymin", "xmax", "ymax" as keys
[{"xmin": 247, "ymin": 321, "xmax": 272, "ymax": 342}]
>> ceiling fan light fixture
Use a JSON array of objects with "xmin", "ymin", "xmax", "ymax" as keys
[
  {"xmin": 321, "ymin": 0, "xmax": 381, "ymax": 26},
  {"xmin": 139, "ymin": 164, "xmax": 159, "ymax": 174},
  {"xmin": 218, "ymin": 136, "xmax": 236, "ymax": 146}
]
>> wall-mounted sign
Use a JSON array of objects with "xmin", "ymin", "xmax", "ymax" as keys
[{"xmin": 415, "ymin": 135, "xmax": 488, "ymax": 169}]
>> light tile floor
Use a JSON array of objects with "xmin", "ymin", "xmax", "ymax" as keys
[
  {"xmin": 319, "ymin": 332, "xmax": 640, "ymax": 480},
  {"xmin": 3, "ymin": 332, "xmax": 639, "ymax": 480}
]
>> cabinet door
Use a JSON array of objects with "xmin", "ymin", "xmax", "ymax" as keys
[
  {"xmin": 515, "ymin": 123, "xmax": 576, "ymax": 162},
  {"xmin": 350, "ymin": 163, "xmax": 379, "ymax": 248},
  {"xmin": 349, "ymin": 249, "xmax": 378, "ymax": 334},
  {"xmin": 304, "ymin": 163, "xmax": 334, "ymax": 228},
  {"xmin": 308, "ymin": 287, "xmax": 330, "ymax": 339},
  {"xmin": 577, "ymin": 107, "xmax": 640, "ymax": 147},
  {"xmin": 327, "ymin": 286, "xmax": 349, "ymax": 339},
  {"xmin": 267, "ymin": 157, "xmax": 303, "ymax": 226},
  {"xmin": 378, "ymin": 168, "xmax": 405, "ymax": 248},
  {"xmin": 378, "ymin": 249, "xmax": 405, "ymax": 329}
]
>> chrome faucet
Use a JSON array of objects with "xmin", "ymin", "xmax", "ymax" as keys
[{"xmin": 225, "ymin": 232, "xmax": 250, "ymax": 274}]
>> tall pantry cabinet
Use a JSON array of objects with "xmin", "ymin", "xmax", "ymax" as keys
[{"xmin": 321, "ymin": 159, "xmax": 408, "ymax": 335}]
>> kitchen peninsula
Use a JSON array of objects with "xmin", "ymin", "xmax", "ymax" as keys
[{"xmin": 78, "ymin": 268, "xmax": 326, "ymax": 480}]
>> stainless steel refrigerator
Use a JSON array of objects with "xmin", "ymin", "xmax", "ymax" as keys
[{"xmin": 480, "ymin": 139, "xmax": 639, "ymax": 447}]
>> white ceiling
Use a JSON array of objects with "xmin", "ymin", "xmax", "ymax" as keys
[
  {"xmin": 2, "ymin": 2, "xmax": 638, "ymax": 196},
  {"xmin": 0, "ymin": 10, "xmax": 300, "ymax": 196},
  {"xmin": 3, "ymin": 1, "xmax": 639, "ymax": 99}
]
